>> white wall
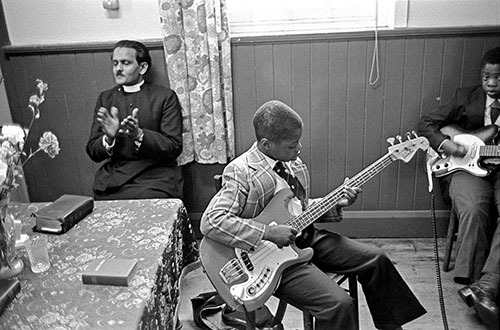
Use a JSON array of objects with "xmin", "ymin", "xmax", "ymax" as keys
[
  {"xmin": 2, "ymin": 0, "xmax": 499, "ymax": 46},
  {"xmin": 2, "ymin": 0, "xmax": 162, "ymax": 45},
  {"xmin": 407, "ymin": 0, "xmax": 499, "ymax": 28}
]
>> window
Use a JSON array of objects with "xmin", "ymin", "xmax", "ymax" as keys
[{"xmin": 225, "ymin": 0, "xmax": 403, "ymax": 38}]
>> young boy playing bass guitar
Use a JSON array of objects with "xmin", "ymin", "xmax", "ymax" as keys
[{"xmin": 201, "ymin": 100, "xmax": 426, "ymax": 330}]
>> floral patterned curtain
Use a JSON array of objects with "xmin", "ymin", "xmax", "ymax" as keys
[{"xmin": 158, "ymin": 0, "xmax": 235, "ymax": 165}]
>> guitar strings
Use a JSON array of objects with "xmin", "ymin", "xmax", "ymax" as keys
[{"xmin": 287, "ymin": 156, "xmax": 393, "ymax": 231}]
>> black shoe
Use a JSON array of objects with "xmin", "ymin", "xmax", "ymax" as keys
[
  {"xmin": 458, "ymin": 284, "xmax": 478, "ymax": 307},
  {"xmin": 474, "ymin": 295, "xmax": 499, "ymax": 330},
  {"xmin": 458, "ymin": 282, "xmax": 499, "ymax": 330}
]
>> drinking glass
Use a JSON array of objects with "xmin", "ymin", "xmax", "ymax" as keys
[{"xmin": 25, "ymin": 236, "xmax": 50, "ymax": 273}]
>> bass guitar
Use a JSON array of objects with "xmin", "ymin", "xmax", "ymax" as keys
[
  {"xmin": 429, "ymin": 125, "xmax": 500, "ymax": 177},
  {"xmin": 200, "ymin": 133, "xmax": 429, "ymax": 312}
]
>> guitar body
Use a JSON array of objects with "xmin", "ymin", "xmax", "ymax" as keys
[
  {"xmin": 430, "ymin": 125, "xmax": 499, "ymax": 177},
  {"xmin": 200, "ymin": 188, "xmax": 314, "ymax": 312}
]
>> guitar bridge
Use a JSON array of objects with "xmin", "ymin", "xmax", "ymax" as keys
[{"xmin": 219, "ymin": 258, "xmax": 247, "ymax": 285}]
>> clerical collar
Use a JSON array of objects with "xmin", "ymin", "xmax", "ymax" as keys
[{"xmin": 122, "ymin": 80, "xmax": 145, "ymax": 93}]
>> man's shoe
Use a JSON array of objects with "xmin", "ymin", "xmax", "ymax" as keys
[
  {"xmin": 459, "ymin": 282, "xmax": 499, "ymax": 330},
  {"xmin": 458, "ymin": 284, "xmax": 477, "ymax": 307},
  {"xmin": 474, "ymin": 295, "xmax": 499, "ymax": 330}
]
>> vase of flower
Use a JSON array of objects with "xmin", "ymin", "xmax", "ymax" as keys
[
  {"xmin": 0, "ymin": 79, "xmax": 60, "ymax": 279},
  {"xmin": 0, "ymin": 194, "xmax": 24, "ymax": 279}
]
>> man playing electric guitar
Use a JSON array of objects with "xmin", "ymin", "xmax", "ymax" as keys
[
  {"xmin": 201, "ymin": 100, "xmax": 426, "ymax": 330},
  {"xmin": 418, "ymin": 46, "xmax": 500, "ymax": 330}
]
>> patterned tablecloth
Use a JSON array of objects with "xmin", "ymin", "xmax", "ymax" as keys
[{"xmin": 0, "ymin": 198, "xmax": 199, "ymax": 330}]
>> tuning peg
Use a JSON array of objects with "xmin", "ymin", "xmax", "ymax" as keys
[
  {"xmin": 406, "ymin": 132, "xmax": 412, "ymax": 140},
  {"xmin": 411, "ymin": 131, "xmax": 418, "ymax": 137},
  {"xmin": 396, "ymin": 135, "xmax": 403, "ymax": 143},
  {"xmin": 386, "ymin": 137, "xmax": 396, "ymax": 146}
]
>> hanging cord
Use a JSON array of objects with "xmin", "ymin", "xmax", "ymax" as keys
[
  {"xmin": 369, "ymin": 0, "xmax": 380, "ymax": 86},
  {"xmin": 430, "ymin": 192, "xmax": 450, "ymax": 330}
]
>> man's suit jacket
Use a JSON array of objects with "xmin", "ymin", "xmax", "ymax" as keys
[
  {"xmin": 201, "ymin": 142, "xmax": 342, "ymax": 252},
  {"xmin": 86, "ymin": 82, "xmax": 183, "ymax": 197},
  {"xmin": 418, "ymin": 85, "xmax": 487, "ymax": 151}
]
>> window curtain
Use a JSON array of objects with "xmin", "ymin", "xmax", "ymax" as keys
[{"xmin": 158, "ymin": 0, "xmax": 235, "ymax": 165}]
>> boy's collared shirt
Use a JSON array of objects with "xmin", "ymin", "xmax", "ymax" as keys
[{"xmin": 485, "ymin": 95, "xmax": 500, "ymax": 126}]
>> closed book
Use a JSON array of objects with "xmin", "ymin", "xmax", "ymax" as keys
[
  {"xmin": 33, "ymin": 194, "xmax": 94, "ymax": 234},
  {"xmin": 82, "ymin": 258, "xmax": 138, "ymax": 286},
  {"xmin": 0, "ymin": 278, "xmax": 21, "ymax": 316}
]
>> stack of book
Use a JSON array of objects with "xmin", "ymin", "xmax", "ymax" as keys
[{"xmin": 32, "ymin": 194, "xmax": 94, "ymax": 234}]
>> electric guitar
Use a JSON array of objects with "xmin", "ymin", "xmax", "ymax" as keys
[
  {"xmin": 200, "ymin": 133, "xmax": 429, "ymax": 312},
  {"xmin": 429, "ymin": 125, "xmax": 500, "ymax": 177}
]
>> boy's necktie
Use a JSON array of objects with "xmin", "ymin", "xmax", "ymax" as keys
[
  {"xmin": 491, "ymin": 99, "xmax": 500, "ymax": 124},
  {"xmin": 273, "ymin": 161, "xmax": 306, "ymax": 205}
]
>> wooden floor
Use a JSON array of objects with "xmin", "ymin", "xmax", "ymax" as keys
[{"xmin": 177, "ymin": 238, "xmax": 490, "ymax": 330}]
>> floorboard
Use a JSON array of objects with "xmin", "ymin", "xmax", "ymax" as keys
[{"xmin": 177, "ymin": 238, "xmax": 489, "ymax": 330}]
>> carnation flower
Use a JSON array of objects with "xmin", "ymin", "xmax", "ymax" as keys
[{"xmin": 38, "ymin": 132, "xmax": 60, "ymax": 159}]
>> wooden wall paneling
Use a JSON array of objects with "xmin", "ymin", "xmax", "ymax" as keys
[
  {"xmin": 461, "ymin": 37, "xmax": 486, "ymax": 87},
  {"xmin": 5, "ymin": 56, "xmax": 36, "ymax": 129},
  {"xmin": 231, "ymin": 44, "xmax": 257, "ymax": 155},
  {"xmin": 309, "ymin": 42, "xmax": 330, "ymax": 197},
  {"xmin": 148, "ymin": 48, "xmax": 169, "ymax": 87},
  {"xmin": 327, "ymin": 42, "xmax": 348, "ymax": 192},
  {"xmin": 345, "ymin": 41, "xmax": 367, "ymax": 211},
  {"xmin": 41, "ymin": 53, "xmax": 87, "ymax": 198},
  {"xmin": 399, "ymin": 38, "xmax": 427, "ymax": 209},
  {"xmin": 75, "ymin": 52, "xmax": 102, "ymax": 196},
  {"xmin": 10, "ymin": 54, "xmax": 51, "ymax": 201},
  {"xmin": 290, "ymin": 43, "xmax": 312, "ymax": 188},
  {"xmin": 272, "ymin": 44, "xmax": 292, "ymax": 105},
  {"xmin": 362, "ymin": 38, "xmax": 386, "ymax": 210},
  {"xmin": 440, "ymin": 38, "xmax": 464, "ymax": 103},
  {"xmin": 378, "ymin": 39, "xmax": 405, "ymax": 210},
  {"xmin": 28, "ymin": 53, "xmax": 77, "ymax": 201},
  {"xmin": 2, "ymin": 28, "xmax": 498, "ymax": 226},
  {"xmin": 254, "ymin": 44, "xmax": 274, "ymax": 108},
  {"xmin": 91, "ymin": 51, "xmax": 114, "ymax": 96},
  {"xmin": 415, "ymin": 37, "xmax": 445, "ymax": 209},
  {"xmin": 483, "ymin": 36, "xmax": 500, "ymax": 56}
]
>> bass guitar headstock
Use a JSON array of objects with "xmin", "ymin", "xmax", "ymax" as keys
[{"xmin": 387, "ymin": 131, "xmax": 430, "ymax": 163}]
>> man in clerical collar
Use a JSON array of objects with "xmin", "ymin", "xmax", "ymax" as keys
[{"xmin": 86, "ymin": 40, "xmax": 184, "ymax": 200}]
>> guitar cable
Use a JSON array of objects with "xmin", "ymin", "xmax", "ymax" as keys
[{"xmin": 430, "ymin": 192, "xmax": 450, "ymax": 330}]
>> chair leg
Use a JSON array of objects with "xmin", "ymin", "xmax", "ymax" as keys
[
  {"xmin": 273, "ymin": 299, "xmax": 288, "ymax": 326},
  {"xmin": 243, "ymin": 309, "xmax": 256, "ymax": 330},
  {"xmin": 443, "ymin": 209, "xmax": 457, "ymax": 272},
  {"xmin": 348, "ymin": 274, "xmax": 359, "ymax": 328},
  {"xmin": 303, "ymin": 311, "xmax": 314, "ymax": 330}
]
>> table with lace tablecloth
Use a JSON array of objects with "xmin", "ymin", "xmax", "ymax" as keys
[{"xmin": 1, "ymin": 198, "xmax": 199, "ymax": 330}]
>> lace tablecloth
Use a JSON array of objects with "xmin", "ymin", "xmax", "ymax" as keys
[{"xmin": 1, "ymin": 198, "xmax": 199, "ymax": 330}]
